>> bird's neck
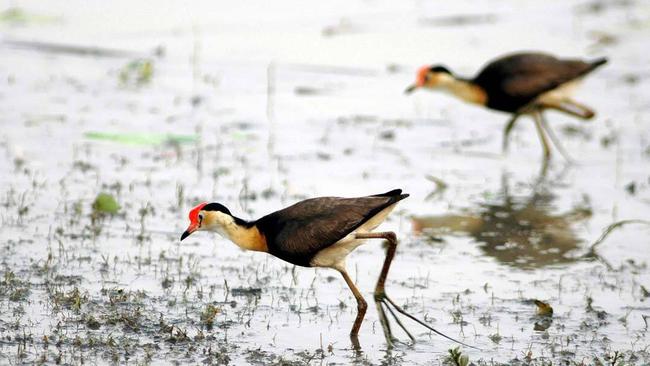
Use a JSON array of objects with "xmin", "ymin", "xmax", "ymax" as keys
[
  {"xmin": 208, "ymin": 213, "xmax": 268, "ymax": 252},
  {"xmin": 444, "ymin": 78, "xmax": 488, "ymax": 106},
  {"xmin": 225, "ymin": 219, "xmax": 268, "ymax": 252}
]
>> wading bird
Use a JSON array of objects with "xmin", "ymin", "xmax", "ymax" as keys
[
  {"xmin": 180, "ymin": 189, "xmax": 472, "ymax": 347},
  {"xmin": 405, "ymin": 52, "xmax": 607, "ymax": 160}
]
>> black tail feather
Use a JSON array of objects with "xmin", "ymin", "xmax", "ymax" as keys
[
  {"xmin": 591, "ymin": 57, "xmax": 608, "ymax": 69},
  {"xmin": 371, "ymin": 189, "xmax": 410, "ymax": 205},
  {"xmin": 373, "ymin": 189, "xmax": 409, "ymax": 200}
]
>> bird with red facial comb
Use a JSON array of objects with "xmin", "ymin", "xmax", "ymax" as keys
[
  {"xmin": 180, "ymin": 189, "xmax": 475, "ymax": 348},
  {"xmin": 405, "ymin": 52, "xmax": 607, "ymax": 160}
]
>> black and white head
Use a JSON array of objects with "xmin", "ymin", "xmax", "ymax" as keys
[
  {"xmin": 180, "ymin": 202, "xmax": 235, "ymax": 241},
  {"xmin": 405, "ymin": 64, "xmax": 455, "ymax": 94}
]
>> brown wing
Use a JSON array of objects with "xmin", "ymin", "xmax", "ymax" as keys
[
  {"xmin": 502, "ymin": 56, "xmax": 592, "ymax": 98},
  {"xmin": 255, "ymin": 190, "xmax": 407, "ymax": 266},
  {"xmin": 474, "ymin": 53, "xmax": 603, "ymax": 111}
]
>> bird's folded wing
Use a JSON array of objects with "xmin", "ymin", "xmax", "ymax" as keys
[
  {"xmin": 500, "ymin": 58, "xmax": 594, "ymax": 101},
  {"xmin": 258, "ymin": 196, "xmax": 395, "ymax": 260}
]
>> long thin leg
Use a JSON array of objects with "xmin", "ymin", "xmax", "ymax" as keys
[
  {"xmin": 369, "ymin": 231, "xmax": 415, "ymax": 343},
  {"xmin": 353, "ymin": 232, "xmax": 399, "ymax": 344},
  {"xmin": 354, "ymin": 231, "xmax": 477, "ymax": 349},
  {"xmin": 339, "ymin": 269, "xmax": 368, "ymax": 336},
  {"xmin": 502, "ymin": 113, "xmax": 521, "ymax": 153},
  {"xmin": 566, "ymin": 100, "xmax": 595, "ymax": 119},
  {"xmin": 375, "ymin": 291, "xmax": 396, "ymax": 345},
  {"xmin": 542, "ymin": 100, "xmax": 595, "ymax": 120},
  {"xmin": 381, "ymin": 296, "xmax": 414, "ymax": 341},
  {"xmin": 350, "ymin": 232, "xmax": 398, "ymax": 296},
  {"xmin": 538, "ymin": 111, "xmax": 574, "ymax": 163},
  {"xmin": 532, "ymin": 110, "xmax": 551, "ymax": 160}
]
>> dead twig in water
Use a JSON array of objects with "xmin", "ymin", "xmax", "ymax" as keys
[
  {"xmin": 4, "ymin": 39, "xmax": 140, "ymax": 58},
  {"xmin": 418, "ymin": 14, "xmax": 498, "ymax": 27},
  {"xmin": 591, "ymin": 219, "xmax": 650, "ymax": 250},
  {"xmin": 584, "ymin": 219, "xmax": 650, "ymax": 268},
  {"xmin": 282, "ymin": 62, "xmax": 377, "ymax": 77},
  {"xmin": 267, "ymin": 61, "xmax": 276, "ymax": 158},
  {"xmin": 425, "ymin": 175, "xmax": 448, "ymax": 201}
]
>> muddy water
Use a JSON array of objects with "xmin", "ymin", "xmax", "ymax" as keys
[{"xmin": 1, "ymin": 0, "xmax": 650, "ymax": 364}]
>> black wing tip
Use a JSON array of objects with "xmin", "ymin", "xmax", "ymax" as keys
[
  {"xmin": 374, "ymin": 188, "xmax": 401, "ymax": 196},
  {"xmin": 373, "ymin": 189, "xmax": 409, "ymax": 201},
  {"xmin": 592, "ymin": 57, "xmax": 608, "ymax": 68}
]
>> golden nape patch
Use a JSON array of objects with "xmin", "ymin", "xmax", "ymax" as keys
[
  {"xmin": 227, "ymin": 226, "xmax": 268, "ymax": 252},
  {"xmin": 446, "ymin": 79, "xmax": 488, "ymax": 106},
  {"xmin": 205, "ymin": 211, "xmax": 268, "ymax": 252}
]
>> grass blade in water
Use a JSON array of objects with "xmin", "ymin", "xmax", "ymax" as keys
[{"xmin": 85, "ymin": 132, "xmax": 197, "ymax": 146}]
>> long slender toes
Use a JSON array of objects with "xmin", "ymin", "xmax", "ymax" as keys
[
  {"xmin": 375, "ymin": 299, "xmax": 395, "ymax": 346},
  {"xmin": 381, "ymin": 296, "xmax": 415, "ymax": 341},
  {"xmin": 581, "ymin": 108, "xmax": 595, "ymax": 119},
  {"xmin": 382, "ymin": 295, "xmax": 480, "ymax": 350},
  {"xmin": 564, "ymin": 100, "xmax": 596, "ymax": 120}
]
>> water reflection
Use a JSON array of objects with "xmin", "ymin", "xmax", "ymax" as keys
[{"xmin": 413, "ymin": 167, "xmax": 592, "ymax": 269}]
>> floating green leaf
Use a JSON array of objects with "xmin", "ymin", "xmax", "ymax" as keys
[
  {"xmin": 0, "ymin": 7, "xmax": 60, "ymax": 25},
  {"xmin": 85, "ymin": 131, "xmax": 197, "ymax": 146},
  {"xmin": 119, "ymin": 59, "xmax": 154, "ymax": 86},
  {"xmin": 92, "ymin": 193, "xmax": 120, "ymax": 215}
]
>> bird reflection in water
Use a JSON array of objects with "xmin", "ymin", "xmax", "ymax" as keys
[{"xmin": 413, "ymin": 168, "xmax": 592, "ymax": 269}]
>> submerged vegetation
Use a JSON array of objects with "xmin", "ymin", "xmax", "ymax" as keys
[
  {"xmin": 118, "ymin": 59, "xmax": 155, "ymax": 87},
  {"xmin": 1, "ymin": 0, "xmax": 650, "ymax": 365}
]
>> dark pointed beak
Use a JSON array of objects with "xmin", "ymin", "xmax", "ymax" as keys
[
  {"xmin": 180, "ymin": 230, "xmax": 191, "ymax": 241},
  {"xmin": 180, "ymin": 222, "xmax": 199, "ymax": 241},
  {"xmin": 404, "ymin": 84, "xmax": 418, "ymax": 94}
]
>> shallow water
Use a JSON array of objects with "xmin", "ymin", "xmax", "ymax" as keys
[{"xmin": 1, "ymin": 0, "xmax": 650, "ymax": 364}]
